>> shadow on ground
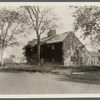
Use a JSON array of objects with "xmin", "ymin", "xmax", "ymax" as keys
[{"xmin": 59, "ymin": 71, "xmax": 100, "ymax": 85}]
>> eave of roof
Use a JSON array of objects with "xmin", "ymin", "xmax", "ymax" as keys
[{"xmin": 26, "ymin": 31, "xmax": 73, "ymax": 48}]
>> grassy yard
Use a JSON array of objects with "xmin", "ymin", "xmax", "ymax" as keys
[{"xmin": 0, "ymin": 64, "xmax": 100, "ymax": 84}]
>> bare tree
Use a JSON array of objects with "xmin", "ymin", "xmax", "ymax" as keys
[
  {"xmin": 0, "ymin": 8, "xmax": 24, "ymax": 65},
  {"xmin": 21, "ymin": 6, "xmax": 60, "ymax": 66}
]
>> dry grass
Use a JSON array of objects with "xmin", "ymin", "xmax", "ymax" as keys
[
  {"xmin": 0, "ymin": 64, "xmax": 53, "ymax": 73},
  {"xmin": 0, "ymin": 64, "xmax": 100, "ymax": 82},
  {"xmin": 1, "ymin": 64, "xmax": 100, "ymax": 85}
]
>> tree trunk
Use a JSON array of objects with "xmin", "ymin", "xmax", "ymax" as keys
[
  {"xmin": 0, "ymin": 46, "xmax": 4, "ymax": 66},
  {"xmin": 37, "ymin": 35, "xmax": 41, "ymax": 66}
]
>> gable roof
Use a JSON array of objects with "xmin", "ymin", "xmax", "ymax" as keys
[{"xmin": 26, "ymin": 31, "xmax": 73, "ymax": 48}]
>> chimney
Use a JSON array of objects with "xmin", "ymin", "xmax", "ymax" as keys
[{"xmin": 47, "ymin": 30, "xmax": 56, "ymax": 37}]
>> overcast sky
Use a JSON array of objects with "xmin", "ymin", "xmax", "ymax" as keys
[{"xmin": 2, "ymin": 3, "xmax": 100, "ymax": 59}]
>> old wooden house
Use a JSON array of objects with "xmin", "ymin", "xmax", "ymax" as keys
[{"xmin": 24, "ymin": 30, "xmax": 92, "ymax": 66}]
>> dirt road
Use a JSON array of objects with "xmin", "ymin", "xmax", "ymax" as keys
[{"xmin": 0, "ymin": 72, "xmax": 100, "ymax": 94}]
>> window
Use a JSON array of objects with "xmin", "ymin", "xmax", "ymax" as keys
[
  {"xmin": 52, "ymin": 45, "xmax": 55, "ymax": 50},
  {"xmin": 41, "ymin": 49, "xmax": 42, "ymax": 52}
]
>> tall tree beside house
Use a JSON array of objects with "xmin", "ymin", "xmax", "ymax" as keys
[
  {"xmin": 0, "ymin": 8, "xmax": 24, "ymax": 65},
  {"xmin": 71, "ymin": 6, "xmax": 100, "ymax": 48},
  {"xmin": 21, "ymin": 6, "xmax": 60, "ymax": 66}
]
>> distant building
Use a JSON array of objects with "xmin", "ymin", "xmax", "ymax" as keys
[
  {"xmin": 12, "ymin": 57, "xmax": 27, "ymax": 63},
  {"xmin": 4, "ymin": 58, "xmax": 14, "ymax": 64},
  {"xmin": 4, "ymin": 56, "xmax": 27, "ymax": 64},
  {"xmin": 24, "ymin": 30, "xmax": 92, "ymax": 66}
]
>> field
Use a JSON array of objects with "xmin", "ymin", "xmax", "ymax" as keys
[
  {"xmin": 0, "ymin": 72, "xmax": 100, "ymax": 94},
  {"xmin": 0, "ymin": 64, "xmax": 100, "ymax": 94},
  {"xmin": 0, "ymin": 64, "xmax": 100, "ymax": 83}
]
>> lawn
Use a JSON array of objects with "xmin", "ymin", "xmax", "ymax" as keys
[
  {"xmin": 1, "ymin": 72, "xmax": 100, "ymax": 94},
  {"xmin": 0, "ymin": 64, "xmax": 100, "ymax": 84}
]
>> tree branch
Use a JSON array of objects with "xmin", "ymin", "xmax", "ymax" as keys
[
  {"xmin": 25, "ymin": 6, "xmax": 36, "ymax": 30},
  {"xmin": 4, "ymin": 22, "xmax": 12, "ymax": 41}
]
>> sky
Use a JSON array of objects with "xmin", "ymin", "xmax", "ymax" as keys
[{"xmin": 1, "ymin": 3, "xmax": 100, "ymax": 60}]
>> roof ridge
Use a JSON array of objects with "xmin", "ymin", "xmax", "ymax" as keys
[
  {"xmin": 40, "ymin": 31, "xmax": 73, "ymax": 40},
  {"xmin": 26, "ymin": 31, "xmax": 74, "ymax": 48}
]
